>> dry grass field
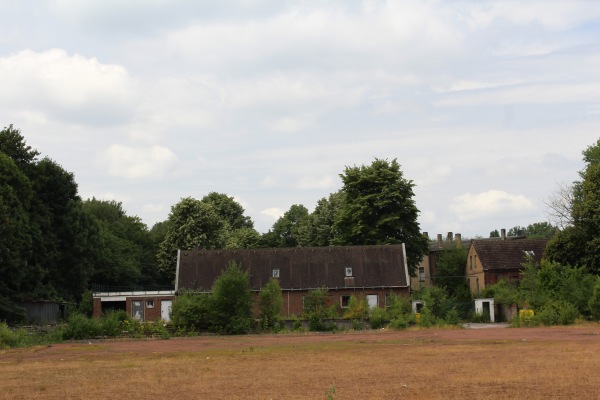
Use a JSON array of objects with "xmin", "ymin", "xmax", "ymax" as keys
[{"xmin": 2, "ymin": 325, "xmax": 600, "ymax": 399}]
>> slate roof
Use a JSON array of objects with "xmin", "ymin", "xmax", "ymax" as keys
[
  {"xmin": 176, "ymin": 245, "xmax": 409, "ymax": 292},
  {"xmin": 471, "ymin": 238, "xmax": 549, "ymax": 271}
]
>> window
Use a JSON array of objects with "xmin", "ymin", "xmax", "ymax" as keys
[
  {"xmin": 470, "ymin": 256, "xmax": 473, "ymax": 270},
  {"xmin": 272, "ymin": 268, "xmax": 280, "ymax": 278},
  {"xmin": 146, "ymin": 300, "xmax": 154, "ymax": 308},
  {"xmin": 340, "ymin": 295, "xmax": 351, "ymax": 308},
  {"xmin": 524, "ymin": 250, "xmax": 535, "ymax": 257},
  {"xmin": 418, "ymin": 267, "xmax": 425, "ymax": 282},
  {"xmin": 384, "ymin": 294, "xmax": 395, "ymax": 307},
  {"xmin": 345, "ymin": 267, "xmax": 353, "ymax": 277}
]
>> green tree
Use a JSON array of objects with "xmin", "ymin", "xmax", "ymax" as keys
[
  {"xmin": 156, "ymin": 197, "xmax": 224, "ymax": 281},
  {"xmin": 332, "ymin": 158, "xmax": 428, "ymax": 275},
  {"xmin": 296, "ymin": 191, "xmax": 345, "ymax": 247},
  {"xmin": 258, "ymin": 278, "xmax": 283, "ymax": 331},
  {"xmin": 171, "ymin": 291, "xmax": 212, "ymax": 331},
  {"xmin": 433, "ymin": 245, "xmax": 469, "ymax": 301},
  {"xmin": 547, "ymin": 163, "xmax": 600, "ymax": 273},
  {"xmin": 209, "ymin": 262, "xmax": 253, "ymax": 334},
  {"xmin": 588, "ymin": 277, "xmax": 600, "ymax": 321},
  {"xmin": 201, "ymin": 192, "xmax": 253, "ymax": 231},
  {"xmin": 27, "ymin": 158, "xmax": 98, "ymax": 301},
  {"xmin": 507, "ymin": 222, "xmax": 558, "ymax": 239},
  {"xmin": 0, "ymin": 153, "xmax": 33, "ymax": 322},
  {"xmin": 262, "ymin": 204, "xmax": 309, "ymax": 248},
  {"xmin": 0, "ymin": 125, "xmax": 39, "ymax": 170},
  {"xmin": 84, "ymin": 199, "xmax": 161, "ymax": 287}
]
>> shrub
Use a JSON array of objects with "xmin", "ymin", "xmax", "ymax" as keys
[
  {"xmin": 171, "ymin": 291, "xmax": 212, "ymax": 331},
  {"xmin": 369, "ymin": 307, "xmax": 388, "ymax": 329},
  {"xmin": 100, "ymin": 310, "xmax": 129, "ymax": 337},
  {"xmin": 259, "ymin": 278, "xmax": 283, "ymax": 332},
  {"xmin": 389, "ymin": 314, "xmax": 412, "ymax": 330},
  {"xmin": 343, "ymin": 296, "xmax": 369, "ymax": 320},
  {"xmin": 63, "ymin": 313, "xmax": 102, "ymax": 340},
  {"xmin": 537, "ymin": 300, "xmax": 579, "ymax": 326},
  {"xmin": 588, "ymin": 277, "xmax": 600, "ymax": 321},
  {"xmin": 210, "ymin": 262, "xmax": 253, "ymax": 334},
  {"xmin": 445, "ymin": 307, "xmax": 461, "ymax": 325},
  {"xmin": 384, "ymin": 293, "xmax": 412, "ymax": 320},
  {"xmin": 0, "ymin": 322, "xmax": 20, "ymax": 349}
]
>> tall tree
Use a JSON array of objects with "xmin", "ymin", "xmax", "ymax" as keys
[
  {"xmin": 156, "ymin": 197, "xmax": 224, "ymax": 281},
  {"xmin": 0, "ymin": 125, "xmax": 40, "ymax": 170},
  {"xmin": 261, "ymin": 204, "xmax": 309, "ymax": 247},
  {"xmin": 296, "ymin": 191, "xmax": 345, "ymax": 247},
  {"xmin": 200, "ymin": 192, "xmax": 258, "ymax": 249},
  {"xmin": 0, "ymin": 153, "xmax": 33, "ymax": 322},
  {"xmin": 332, "ymin": 158, "xmax": 428, "ymax": 275},
  {"xmin": 547, "ymin": 138, "xmax": 600, "ymax": 273},
  {"xmin": 84, "ymin": 199, "xmax": 161, "ymax": 288}
]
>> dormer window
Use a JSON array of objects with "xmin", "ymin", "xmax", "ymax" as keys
[
  {"xmin": 345, "ymin": 267, "xmax": 353, "ymax": 277},
  {"xmin": 272, "ymin": 268, "xmax": 280, "ymax": 278}
]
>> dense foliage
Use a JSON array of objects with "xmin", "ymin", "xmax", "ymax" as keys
[{"xmin": 547, "ymin": 139, "xmax": 600, "ymax": 273}]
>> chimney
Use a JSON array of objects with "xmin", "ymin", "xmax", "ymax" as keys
[
  {"xmin": 447, "ymin": 232, "xmax": 454, "ymax": 243},
  {"xmin": 501, "ymin": 228, "xmax": 506, "ymax": 240},
  {"xmin": 455, "ymin": 233, "xmax": 462, "ymax": 246},
  {"xmin": 437, "ymin": 234, "xmax": 443, "ymax": 248}
]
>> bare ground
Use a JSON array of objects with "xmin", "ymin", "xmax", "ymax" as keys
[{"xmin": 2, "ymin": 324, "xmax": 600, "ymax": 399}]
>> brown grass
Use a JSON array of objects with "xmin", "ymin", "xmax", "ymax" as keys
[{"xmin": 2, "ymin": 325, "xmax": 600, "ymax": 399}]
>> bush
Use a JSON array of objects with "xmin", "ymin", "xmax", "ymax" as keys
[
  {"xmin": 343, "ymin": 295, "xmax": 369, "ymax": 320},
  {"xmin": 537, "ymin": 300, "xmax": 579, "ymax": 326},
  {"xmin": 389, "ymin": 314, "xmax": 412, "ymax": 330},
  {"xmin": 588, "ymin": 277, "xmax": 600, "ymax": 321},
  {"xmin": 369, "ymin": 307, "xmax": 388, "ymax": 329},
  {"xmin": 259, "ymin": 278, "xmax": 283, "ymax": 332},
  {"xmin": 100, "ymin": 310, "xmax": 129, "ymax": 336},
  {"xmin": 171, "ymin": 291, "xmax": 212, "ymax": 332},
  {"xmin": 385, "ymin": 293, "xmax": 412, "ymax": 320},
  {"xmin": 0, "ymin": 322, "xmax": 20, "ymax": 349},
  {"xmin": 210, "ymin": 262, "xmax": 253, "ymax": 334},
  {"xmin": 63, "ymin": 313, "xmax": 102, "ymax": 340},
  {"xmin": 445, "ymin": 307, "xmax": 461, "ymax": 325}
]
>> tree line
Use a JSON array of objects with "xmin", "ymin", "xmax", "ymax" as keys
[{"xmin": 1, "ymin": 125, "xmax": 428, "ymax": 322}]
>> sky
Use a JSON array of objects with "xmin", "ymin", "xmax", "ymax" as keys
[{"xmin": 1, "ymin": 0, "xmax": 599, "ymax": 239}]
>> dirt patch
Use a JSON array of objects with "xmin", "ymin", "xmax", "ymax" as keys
[{"xmin": 2, "ymin": 325, "xmax": 600, "ymax": 399}]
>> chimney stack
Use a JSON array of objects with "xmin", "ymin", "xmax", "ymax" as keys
[
  {"xmin": 437, "ymin": 234, "xmax": 443, "ymax": 248},
  {"xmin": 455, "ymin": 233, "xmax": 462, "ymax": 246},
  {"xmin": 501, "ymin": 228, "xmax": 506, "ymax": 240},
  {"xmin": 447, "ymin": 232, "xmax": 454, "ymax": 243}
]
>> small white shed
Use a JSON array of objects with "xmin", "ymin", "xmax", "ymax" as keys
[{"xmin": 474, "ymin": 298, "xmax": 495, "ymax": 322}]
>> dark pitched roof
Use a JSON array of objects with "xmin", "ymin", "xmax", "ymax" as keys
[
  {"xmin": 471, "ymin": 238, "xmax": 549, "ymax": 271},
  {"xmin": 176, "ymin": 245, "xmax": 409, "ymax": 291}
]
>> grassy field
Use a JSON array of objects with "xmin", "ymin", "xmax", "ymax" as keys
[{"xmin": 1, "ymin": 325, "xmax": 600, "ymax": 399}]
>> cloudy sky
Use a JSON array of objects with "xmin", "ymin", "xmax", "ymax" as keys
[{"xmin": 1, "ymin": 1, "xmax": 599, "ymax": 238}]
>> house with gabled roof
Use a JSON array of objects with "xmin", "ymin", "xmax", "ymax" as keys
[
  {"xmin": 176, "ymin": 244, "xmax": 410, "ymax": 316},
  {"xmin": 466, "ymin": 230, "xmax": 548, "ymax": 295}
]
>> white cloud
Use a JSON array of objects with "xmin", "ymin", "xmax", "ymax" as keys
[
  {"xmin": 101, "ymin": 145, "xmax": 177, "ymax": 179},
  {"xmin": 449, "ymin": 190, "xmax": 535, "ymax": 222},
  {"xmin": 260, "ymin": 207, "xmax": 284, "ymax": 220},
  {"xmin": 0, "ymin": 49, "xmax": 136, "ymax": 126}
]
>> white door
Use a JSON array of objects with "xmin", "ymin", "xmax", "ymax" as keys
[
  {"xmin": 366, "ymin": 295, "xmax": 378, "ymax": 309},
  {"xmin": 161, "ymin": 300, "xmax": 172, "ymax": 322}
]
